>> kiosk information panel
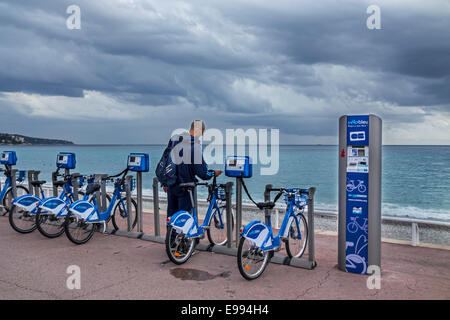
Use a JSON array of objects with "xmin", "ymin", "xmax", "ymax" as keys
[
  {"xmin": 339, "ymin": 115, "xmax": 381, "ymax": 275},
  {"xmin": 225, "ymin": 156, "xmax": 252, "ymax": 178},
  {"xmin": 56, "ymin": 152, "xmax": 76, "ymax": 169},
  {"xmin": 1, "ymin": 151, "xmax": 17, "ymax": 165},
  {"xmin": 127, "ymin": 153, "xmax": 149, "ymax": 172}
]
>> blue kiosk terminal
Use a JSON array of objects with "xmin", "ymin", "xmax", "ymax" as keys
[
  {"xmin": 127, "ymin": 153, "xmax": 149, "ymax": 232},
  {"xmin": 338, "ymin": 115, "xmax": 382, "ymax": 274}
]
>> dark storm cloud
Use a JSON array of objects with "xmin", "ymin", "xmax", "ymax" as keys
[{"xmin": 0, "ymin": 0, "xmax": 449, "ymax": 143}]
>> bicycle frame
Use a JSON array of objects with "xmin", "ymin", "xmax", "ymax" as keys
[
  {"xmin": 0, "ymin": 175, "xmax": 11, "ymax": 202},
  {"xmin": 168, "ymin": 187, "xmax": 224, "ymax": 238},
  {"xmin": 91, "ymin": 185, "xmax": 123, "ymax": 222},
  {"xmin": 241, "ymin": 197, "xmax": 303, "ymax": 252},
  {"xmin": 69, "ymin": 180, "xmax": 127, "ymax": 223}
]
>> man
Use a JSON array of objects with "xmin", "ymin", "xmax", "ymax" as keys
[{"xmin": 164, "ymin": 120, "xmax": 222, "ymax": 216}]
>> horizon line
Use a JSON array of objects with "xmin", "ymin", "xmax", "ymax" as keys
[{"xmin": 2, "ymin": 143, "xmax": 450, "ymax": 147}]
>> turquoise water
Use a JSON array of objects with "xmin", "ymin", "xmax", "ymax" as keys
[{"xmin": 3, "ymin": 145, "xmax": 450, "ymax": 222}]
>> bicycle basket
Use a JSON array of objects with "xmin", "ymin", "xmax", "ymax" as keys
[
  {"xmin": 16, "ymin": 170, "xmax": 26, "ymax": 183},
  {"xmin": 117, "ymin": 178, "xmax": 135, "ymax": 192},
  {"xmin": 284, "ymin": 192, "xmax": 308, "ymax": 209},
  {"xmin": 78, "ymin": 176, "xmax": 85, "ymax": 187},
  {"xmin": 216, "ymin": 186, "xmax": 228, "ymax": 201}
]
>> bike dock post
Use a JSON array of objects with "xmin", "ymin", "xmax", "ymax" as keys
[
  {"xmin": 8, "ymin": 169, "xmax": 18, "ymax": 217},
  {"xmin": 225, "ymin": 181, "xmax": 234, "ymax": 248},
  {"xmin": 51, "ymin": 171, "xmax": 58, "ymax": 197},
  {"xmin": 264, "ymin": 184, "xmax": 272, "ymax": 226},
  {"xmin": 152, "ymin": 177, "xmax": 160, "ymax": 236},
  {"xmin": 94, "ymin": 174, "xmax": 108, "ymax": 212},
  {"xmin": 306, "ymin": 187, "xmax": 316, "ymax": 268},
  {"xmin": 125, "ymin": 175, "xmax": 133, "ymax": 232},
  {"xmin": 27, "ymin": 171, "xmax": 33, "ymax": 196},
  {"xmin": 72, "ymin": 173, "xmax": 81, "ymax": 201},
  {"xmin": 235, "ymin": 177, "xmax": 242, "ymax": 248},
  {"xmin": 27, "ymin": 170, "xmax": 40, "ymax": 197},
  {"xmin": 136, "ymin": 171, "xmax": 143, "ymax": 233}
]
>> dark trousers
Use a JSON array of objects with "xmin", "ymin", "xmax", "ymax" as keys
[{"xmin": 167, "ymin": 185, "xmax": 193, "ymax": 217}]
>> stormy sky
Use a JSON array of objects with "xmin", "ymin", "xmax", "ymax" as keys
[{"xmin": 0, "ymin": 0, "xmax": 449, "ymax": 144}]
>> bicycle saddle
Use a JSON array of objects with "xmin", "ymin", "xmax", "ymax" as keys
[
  {"xmin": 256, "ymin": 201, "xmax": 275, "ymax": 210},
  {"xmin": 179, "ymin": 182, "xmax": 196, "ymax": 190},
  {"xmin": 85, "ymin": 183, "xmax": 101, "ymax": 196},
  {"xmin": 30, "ymin": 180, "xmax": 46, "ymax": 186}
]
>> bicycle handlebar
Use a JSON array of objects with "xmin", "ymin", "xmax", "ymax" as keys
[{"xmin": 266, "ymin": 187, "xmax": 309, "ymax": 195}]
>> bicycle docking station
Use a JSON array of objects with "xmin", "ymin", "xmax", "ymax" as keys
[
  {"xmin": 338, "ymin": 114, "xmax": 382, "ymax": 274},
  {"xmin": 52, "ymin": 152, "xmax": 78, "ymax": 198},
  {"xmin": 263, "ymin": 184, "xmax": 317, "ymax": 270},
  {"xmin": 127, "ymin": 153, "xmax": 149, "ymax": 233},
  {"xmin": 223, "ymin": 154, "xmax": 317, "ymax": 271}
]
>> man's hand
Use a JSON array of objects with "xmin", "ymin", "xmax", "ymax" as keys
[
  {"xmin": 214, "ymin": 170, "xmax": 222, "ymax": 177},
  {"xmin": 163, "ymin": 186, "xmax": 167, "ymax": 193}
]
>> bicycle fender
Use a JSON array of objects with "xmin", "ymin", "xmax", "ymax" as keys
[
  {"xmin": 241, "ymin": 221, "xmax": 271, "ymax": 248},
  {"xmin": 12, "ymin": 194, "xmax": 41, "ymax": 213},
  {"xmin": 39, "ymin": 197, "xmax": 68, "ymax": 216},
  {"xmin": 69, "ymin": 200, "xmax": 96, "ymax": 221},
  {"xmin": 169, "ymin": 211, "xmax": 197, "ymax": 235},
  {"xmin": 280, "ymin": 214, "xmax": 301, "ymax": 239}
]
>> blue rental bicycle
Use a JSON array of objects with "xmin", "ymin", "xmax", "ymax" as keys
[
  {"xmin": 237, "ymin": 188, "xmax": 309, "ymax": 280},
  {"xmin": 34, "ymin": 174, "xmax": 108, "ymax": 238},
  {"xmin": 64, "ymin": 168, "xmax": 137, "ymax": 245},
  {"xmin": 165, "ymin": 172, "xmax": 233, "ymax": 265},
  {"xmin": 10, "ymin": 169, "xmax": 86, "ymax": 235}
]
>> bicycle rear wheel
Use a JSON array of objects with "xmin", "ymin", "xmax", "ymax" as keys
[
  {"xmin": 35, "ymin": 208, "xmax": 65, "ymax": 238},
  {"xmin": 237, "ymin": 237, "xmax": 270, "ymax": 280},
  {"xmin": 165, "ymin": 226, "xmax": 196, "ymax": 265},
  {"xmin": 2, "ymin": 185, "xmax": 29, "ymax": 216},
  {"xmin": 8, "ymin": 204, "xmax": 37, "ymax": 234},
  {"xmin": 285, "ymin": 213, "xmax": 308, "ymax": 258},
  {"xmin": 64, "ymin": 211, "xmax": 96, "ymax": 245}
]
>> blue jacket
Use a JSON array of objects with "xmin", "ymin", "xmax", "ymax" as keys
[{"xmin": 168, "ymin": 133, "xmax": 214, "ymax": 192}]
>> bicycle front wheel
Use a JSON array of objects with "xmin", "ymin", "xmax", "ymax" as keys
[
  {"xmin": 165, "ymin": 226, "xmax": 196, "ymax": 265},
  {"xmin": 111, "ymin": 198, "xmax": 137, "ymax": 231},
  {"xmin": 35, "ymin": 208, "xmax": 65, "ymax": 238},
  {"xmin": 207, "ymin": 205, "xmax": 234, "ymax": 246},
  {"xmin": 8, "ymin": 204, "xmax": 37, "ymax": 234},
  {"xmin": 64, "ymin": 212, "xmax": 96, "ymax": 245},
  {"xmin": 2, "ymin": 185, "xmax": 29, "ymax": 216},
  {"xmin": 286, "ymin": 213, "xmax": 308, "ymax": 258},
  {"xmin": 237, "ymin": 237, "xmax": 270, "ymax": 280}
]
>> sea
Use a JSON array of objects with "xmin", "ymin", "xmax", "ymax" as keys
[{"xmin": 2, "ymin": 145, "xmax": 450, "ymax": 222}]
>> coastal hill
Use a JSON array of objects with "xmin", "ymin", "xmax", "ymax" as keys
[{"xmin": 0, "ymin": 133, "xmax": 74, "ymax": 145}]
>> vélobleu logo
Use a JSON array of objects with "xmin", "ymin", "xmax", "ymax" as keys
[
  {"xmin": 348, "ymin": 119, "xmax": 368, "ymax": 125},
  {"xmin": 249, "ymin": 229, "xmax": 261, "ymax": 236}
]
